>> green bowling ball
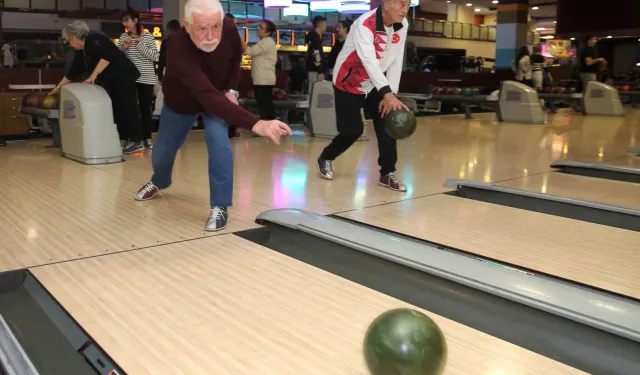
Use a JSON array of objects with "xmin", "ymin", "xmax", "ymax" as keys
[
  {"xmin": 461, "ymin": 88, "xmax": 474, "ymax": 97},
  {"xmin": 383, "ymin": 110, "xmax": 417, "ymax": 140},
  {"xmin": 364, "ymin": 308, "xmax": 447, "ymax": 375}
]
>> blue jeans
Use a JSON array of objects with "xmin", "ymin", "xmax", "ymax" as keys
[{"xmin": 151, "ymin": 106, "xmax": 233, "ymax": 207}]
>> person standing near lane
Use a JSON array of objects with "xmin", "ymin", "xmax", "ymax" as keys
[
  {"xmin": 242, "ymin": 19, "xmax": 278, "ymax": 122},
  {"xmin": 53, "ymin": 21, "xmax": 144, "ymax": 155},
  {"xmin": 580, "ymin": 36, "xmax": 607, "ymax": 91},
  {"xmin": 326, "ymin": 20, "xmax": 351, "ymax": 81},
  {"xmin": 306, "ymin": 15, "xmax": 327, "ymax": 91},
  {"xmin": 119, "ymin": 8, "xmax": 159, "ymax": 149},
  {"xmin": 135, "ymin": 0, "xmax": 292, "ymax": 232},
  {"xmin": 317, "ymin": 0, "xmax": 410, "ymax": 192}
]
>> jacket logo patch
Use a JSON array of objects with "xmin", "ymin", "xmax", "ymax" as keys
[{"xmin": 392, "ymin": 33, "xmax": 400, "ymax": 44}]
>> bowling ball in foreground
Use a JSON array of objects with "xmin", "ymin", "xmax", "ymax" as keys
[
  {"xmin": 364, "ymin": 308, "xmax": 447, "ymax": 375},
  {"xmin": 384, "ymin": 109, "xmax": 417, "ymax": 140}
]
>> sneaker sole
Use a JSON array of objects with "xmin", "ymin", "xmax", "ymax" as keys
[
  {"xmin": 123, "ymin": 147, "xmax": 145, "ymax": 155},
  {"xmin": 319, "ymin": 172, "xmax": 334, "ymax": 180},
  {"xmin": 204, "ymin": 222, "xmax": 228, "ymax": 232},
  {"xmin": 378, "ymin": 182, "xmax": 407, "ymax": 192},
  {"xmin": 135, "ymin": 194, "xmax": 157, "ymax": 201}
]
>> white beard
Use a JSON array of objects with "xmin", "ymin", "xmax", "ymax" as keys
[{"xmin": 199, "ymin": 39, "xmax": 220, "ymax": 53}]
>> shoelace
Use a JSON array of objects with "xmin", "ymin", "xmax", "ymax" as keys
[
  {"xmin": 323, "ymin": 160, "xmax": 332, "ymax": 170},
  {"xmin": 142, "ymin": 183, "xmax": 156, "ymax": 194},
  {"xmin": 209, "ymin": 207, "xmax": 226, "ymax": 221},
  {"xmin": 388, "ymin": 173, "xmax": 399, "ymax": 183}
]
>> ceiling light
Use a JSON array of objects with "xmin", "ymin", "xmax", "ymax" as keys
[
  {"xmin": 607, "ymin": 36, "xmax": 612, "ymax": 38},
  {"xmin": 541, "ymin": 36, "xmax": 554, "ymax": 39},
  {"xmin": 475, "ymin": 8, "xmax": 481, "ymax": 11},
  {"xmin": 447, "ymin": 1, "xmax": 450, "ymax": 2},
  {"xmin": 570, "ymin": 37, "xmax": 575, "ymax": 40},
  {"xmin": 532, "ymin": 6, "xmax": 539, "ymax": 10},
  {"xmin": 535, "ymin": 27, "xmax": 545, "ymax": 31},
  {"xmin": 492, "ymin": 0, "xmax": 498, "ymax": 3},
  {"xmin": 554, "ymin": 21, "xmax": 557, "ymax": 24},
  {"xmin": 466, "ymin": 3, "xmax": 473, "ymax": 6}
]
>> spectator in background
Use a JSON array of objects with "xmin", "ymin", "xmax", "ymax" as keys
[
  {"xmin": 119, "ymin": 8, "xmax": 159, "ymax": 149},
  {"xmin": 513, "ymin": 46, "xmax": 532, "ymax": 86},
  {"xmin": 242, "ymin": 19, "xmax": 278, "ymax": 123},
  {"xmin": 2, "ymin": 41, "xmax": 14, "ymax": 68},
  {"xmin": 580, "ymin": 36, "xmax": 607, "ymax": 91},
  {"xmin": 326, "ymin": 20, "xmax": 351, "ymax": 81},
  {"xmin": 154, "ymin": 19, "xmax": 181, "ymax": 119},
  {"xmin": 531, "ymin": 44, "xmax": 552, "ymax": 89},
  {"xmin": 53, "ymin": 20, "xmax": 144, "ymax": 154},
  {"xmin": 305, "ymin": 15, "xmax": 327, "ymax": 92}
]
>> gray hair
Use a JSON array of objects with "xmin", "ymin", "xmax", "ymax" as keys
[
  {"xmin": 61, "ymin": 20, "xmax": 90, "ymax": 42},
  {"xmin": 184, "ymin": 0, "xmax": 223, "ymax": 25}
]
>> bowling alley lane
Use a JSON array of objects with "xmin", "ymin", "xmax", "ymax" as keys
[
  {"xmin": 497, "ymin": 171, "xmax": 640, "ymax": 210},
  {"xmin": 23, "ymin": 234, "xmax": 586, "ymax": 375}
]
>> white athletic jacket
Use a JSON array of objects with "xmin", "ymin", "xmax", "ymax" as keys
[{"xmin": 333, "ymin": 6, "xmax": 408, "ymax": 96}]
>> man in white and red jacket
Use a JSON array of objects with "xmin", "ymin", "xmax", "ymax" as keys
[{"xmin": 317, "ymin": 0, "xmax": 410, "ymax": 192}]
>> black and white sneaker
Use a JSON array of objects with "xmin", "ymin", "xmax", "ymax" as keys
[
  {"xmin": 205, "ymin": 206, "xmax": 228, "ymax": 232},
  {"xmin": 317, "ymin": 158, "xmax": 334, "ymax": 180}
]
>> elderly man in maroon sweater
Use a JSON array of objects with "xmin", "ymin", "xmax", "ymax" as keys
[{"xmin": 135, "ymin": 0, "xmax": 291, "ymax": 231}]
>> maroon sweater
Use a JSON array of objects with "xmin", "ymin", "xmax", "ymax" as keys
[{"xmin": 163, "ymin": 18, "xmax": 258, "ymax": 130}]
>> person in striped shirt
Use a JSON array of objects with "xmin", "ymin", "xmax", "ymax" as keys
[{"xmin": 119, "ymin": 8, "xmax": 159, "ymax": 150}]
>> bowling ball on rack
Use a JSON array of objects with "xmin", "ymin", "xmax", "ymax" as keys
[
  {"xmin": 567, "ymin": 87, "xmax": 577, "ymax": 94},
  {"xmin": 472, "ymin": 88, "xmax": 480, "ymax": 96},
  {"xmin": 41, "ymin": 94, "xmax": 60, "ymax": 110},
  {"xmin": 432, "ymin": 87, "xmax": 444, "ymax": 95},
  {"xmin": 363, "ymin": 308, "xmax": 447, "ymax": 375},
  {"xmin": 383, "ymin": 109, "xmax": 417, "ymax": 140},
  {"xmin": 557, "ymin": 87, "xmax": 567, "ymax": 94},
  {"xmin": 453, "ymin": 87, "xmax": 462, "ymax": 95},
  {"xmin": 22, "ymin": 93, "xmax": 33, "ymax": 106},
  {"xmin": 461, "ymin": 88, "xmax": 474, "ymax": 97},
  {"xmin": 26, "ymin": 93, "xmax": 45, "ymax": 107},
  {"xmin": 535, "ymin": 87, "xmax": 543, "ymax": 93}
]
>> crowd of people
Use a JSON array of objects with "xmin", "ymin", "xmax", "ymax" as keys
[{"xmin": 47, "ymin": 0, "xmax": 412, "ymax": 232}]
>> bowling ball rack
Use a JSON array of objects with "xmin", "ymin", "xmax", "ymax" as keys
[{"xmin": 19, "ymin": 106, "xmax": 61, "ymax": 148}]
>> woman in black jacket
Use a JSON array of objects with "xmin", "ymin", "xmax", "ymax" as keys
[
  {"xmin": 326, "ymin": 20, "xmax": 351, "ymax": 81},
  {"xmin": 51, "ymin": 20, "xmax": 144, "ymax": 155}
]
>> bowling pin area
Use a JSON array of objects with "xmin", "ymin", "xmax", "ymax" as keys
[{"xmin": 1, "ymin": 80, "xmax": 640, "ymax": 375}]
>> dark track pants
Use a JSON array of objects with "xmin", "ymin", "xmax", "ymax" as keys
[{"xmin": 320, "ymin": 86, "xmax": 397, "ymax": 176}]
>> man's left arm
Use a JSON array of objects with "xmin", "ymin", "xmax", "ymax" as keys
[
  {"xmin": 224, "ymin": 25, "xmax": 243, "ymax": 91},
  {"xmin": 385, "ymin": 30, "xmax": 407, "ymax": 94}
]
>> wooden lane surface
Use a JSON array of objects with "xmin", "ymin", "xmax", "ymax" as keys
[
  {"xmin": 30, "ymin": 234, "xmax": 584, "ymax": 375},
  {"xmin": 498, "ymin": 172, "xmax": 640, "ymax": 210},
  {"xmin": 338, "ymin": 194, "xmax": 640, "ymax": 300},
  {"xmin": 1, "ymin": 108, "xmax": 637, "ymax": 272}
]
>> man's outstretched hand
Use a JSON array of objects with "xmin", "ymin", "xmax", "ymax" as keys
[{"xmin": 251, "ymin": 120, "xmax": 292, "ymax": 145}]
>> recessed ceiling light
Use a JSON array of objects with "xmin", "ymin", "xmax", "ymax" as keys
[
  {"xmin": 554, "ymin": 21, "xmax": 557, "ymax": 24},
  {"xmin": 492, "ymin": 0, "xmax": 498, "ymax": 3},
  {"xmin": 475, "ymin": 8, "xmax": 481, "ymax": 11},
  {"xmin": 532, "ymin": 6, "xmax": 539, "ymax": 10},
  {"xmin": 570, "ymin": 37, "xmax": 575, "ymax": 40},
  {"xmin": 607, "ymin": 36, "xmax": 612, "ymax": 38},
  {"xmin": 466, "ymin": 3, "xmax": 473, "ymax": 6},
  {"xmin": 535, "ymin": 27, "xmax": 545, "ymax": 31},
  {"xmin": 447, "ymin": 1, "xmax": 450, "ymax": 2}
]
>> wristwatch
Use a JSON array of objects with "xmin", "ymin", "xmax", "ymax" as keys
[{"xmin": 224, "ymin": 89, "xmax": 240, "ymax": 98}]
